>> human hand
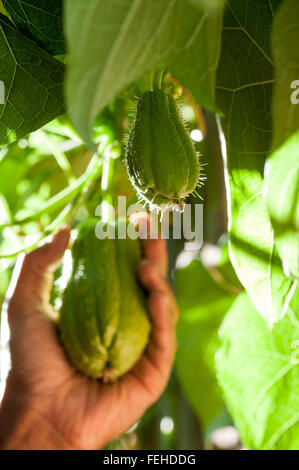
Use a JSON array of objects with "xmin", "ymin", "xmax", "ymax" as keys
[{"xmin": 0, "ymin": 223, "xmax": 179, "ymax": 450}]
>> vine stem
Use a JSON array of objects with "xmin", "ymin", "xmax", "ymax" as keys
[
  {"xmin": 41, "ymin": 131, "xmax": 75, "ymax": 184},
  {"xmin": 153, "ymin": 70, "xmax": 165, "ymax": 90},
  {"xmin": 100, "ymin": 147, "xmax": 115, "ymax": 224},
  {"xmin": 0, "ymin": 136, "xmax": 112, "ymax": 257},
  {"xmin": 0, "ymin": 197, "xmax": 78, "ymax": 259},
  {"xmin": 2, "ymin": 136, "xmax": 109, "ymax": 228}
]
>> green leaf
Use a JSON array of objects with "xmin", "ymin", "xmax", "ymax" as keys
[
  {"xmin": 271, "ymin": 0, "xmax": 299, "ymax": 149},
  {"xmin": 216, "ymin": 290, "xmax": 299, "ymax": 450},
  {"xmin": 175, "ymin": 253, "xmax": 237, "ymax": 428},
  {"xmin": 187, "ymin": 0, "xmax": 225, "ymax": 10},
  {"xmin": 65, "ymin": 0, "xmax": 224, "ymax": 144},
  {"xmin": 2, "ymin": 0, "xmax": 65, "ymax": 55},
  {"xmin": 264, "ymin": 0, "xmax": 299, "ymax": 279},
  {"xmin": 0, "ymin": 14, "xmax": 64, "ymax": 146},
  {"xmin": 0, "ymin": 1, "xmax": 7, "ymax": 15},
  {"xmin": 216, "ymin": 0, "xmax": 295, "ymax": 326},
  {"xmin": 265, "ymin": 132, "xmax": 299, "ymax": 279},
  {"xmin": 216, "ymin": 239, "xmax": 244, "ymax": 292}
]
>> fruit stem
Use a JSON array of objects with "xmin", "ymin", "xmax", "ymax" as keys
[
  {"xmin": 153, "ymin": 70, "xmax": 165, "ymax": 90},
  {"xmin": 100, "ymin": 149, "xmax": 115, "ymax": 224}
]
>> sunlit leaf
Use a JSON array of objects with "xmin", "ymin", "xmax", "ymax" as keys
[
  {"xmin": 265, "ymin": 132, "xmax": 299, "ymax": 279},
  {"xmin": 175, "ymin": 252, "xmax": 237, "ymax": 428},
  {"xmin": 216, "ymin": 0, "xmax": 294, "ymax": 326},
  {"xmin": 271, "ymin": 0, "xmax": 299, "ymax": 149},
  {"xmin": 216, "ymin": 289, "xmax": 299, "ymax": 450},
  {"xmin": 265, "ymin": 0, "xmax": 299, "ymax": 279}
]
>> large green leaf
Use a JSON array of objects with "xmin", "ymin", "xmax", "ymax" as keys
[
  {"xmin": 265, "ymin": 133, "xmax": 299, "ymax": 279},
  {"xmin": 216, "ymin": 0, "xmax": 295, "ymax": 326},
  {"xmin": 2, "ymin": 0, "xmax": 65, "ymax": 55},
  {"xmin": 271, "ymin": 0, "xmax": 299, "ymax": 149},
  {"xmin": 0, "ymin": 1, "xmax": 6, "ymax": 15},
  {"xmin": 0, "ymin": 14, "xmax": 64, "ymax": 146},
  {"xmin": 175, "ymin": 251, "xmax": 238, "ymax": 428},
  {"xmin": 216, "ymin": 290, "xmax": 299, "ymax": 450},
  {"xmin": 65, "ymin": 0, "xmax": 224, "ymax": 144},
  {"xmin": 265, "ymin": 0, "xmax": 299, "ymax": 279},
  {"xmin": 187, "ymin": 0, "xmax": 225, "ymax": 9}
]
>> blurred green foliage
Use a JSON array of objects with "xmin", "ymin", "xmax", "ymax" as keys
[{"xmin": 0, "ymin": 0, "xmax": 298, "ymax": 451}]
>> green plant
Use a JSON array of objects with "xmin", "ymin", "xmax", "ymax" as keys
[
  {"xmin": 126, "ymin": 88, "xmax": 201, "ymax": 210},
  {"xmin": 59, "ymin": 218, "xmax": 151, "ymax": 381},
  {"xmin": 0, "ymin": 0, "xmax": 298, "ymax": 450}
]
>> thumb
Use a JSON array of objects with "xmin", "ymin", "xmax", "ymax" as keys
[{"xmin": 7, "ymin": 226, "xmax": 70, "ymax": 320}]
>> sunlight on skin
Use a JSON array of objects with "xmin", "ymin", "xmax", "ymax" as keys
[{"xmin": 0, "ymin": 217, "xmax": 179, "ymax": 449}]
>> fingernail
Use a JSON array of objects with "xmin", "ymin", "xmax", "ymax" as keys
[
  {"xmin": 139, "ymin": 259, "xmax": 151, "ymax": 268},
  {"xmin": 59, "ymin": 223, "xmax": 70, "ymax": 232}
]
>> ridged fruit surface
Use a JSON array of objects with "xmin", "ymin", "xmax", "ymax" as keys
[
  {"xmin": 126, "ymin": 89, "xmax": 200, "ymax": 210},
  {"xmin": 59, "ymin": 219, "xmax": 151, "ymax": 382}
]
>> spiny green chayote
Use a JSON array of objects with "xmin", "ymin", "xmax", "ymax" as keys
[
  {"xmin": 126, "ymin": 89, "xmax": 201, "ymax": 211},
  {"xmin": 59, "ymin": 219, "xmax": 151, "ymax": 382}
]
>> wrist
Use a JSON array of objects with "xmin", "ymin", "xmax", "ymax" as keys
[{"xmin": 0, "ymin": 390, "xmax": 75, "ymax": 450}]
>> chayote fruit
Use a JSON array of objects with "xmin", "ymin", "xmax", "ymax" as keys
[
  {"xmin": 59, "ymin": 219, "xmax": 151, "ymax": 382},
  {"xmin": 126, "ymin": 89, "xmax": 201, "ymax": 211}
]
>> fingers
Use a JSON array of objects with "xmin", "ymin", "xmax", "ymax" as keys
[
  {"xmin": 25, "ymin": 226, "xmax": 70, "ymax": 272},
  {"xmin": 146, "ymin": 289, "xmax": 178, "ymax": 372},
  {"xmin": 138, "ymin": 260, "xmax": 178, "ymax": 322},
  {"xmin": 131, "ymin": 211, "xmax": 168, "ymax": 278},
  {"xmin": 141, "ymin": 238, "xmax": 168, "ymax": 278},
  {"xmin": 7, "ymin": 226, "xmax": 70, "ymax": 320},
  {"xmin": 122, "ymin": 258, "xmax": 179, "ymax": 410},
  {"xmin": 122, "ymin": 289, "xmax": 178, "ymax": 406}
]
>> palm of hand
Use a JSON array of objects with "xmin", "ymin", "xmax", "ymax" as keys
[{"xmin": 4, "ymin": 226, "xmax": 178, "ymax": 449}]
